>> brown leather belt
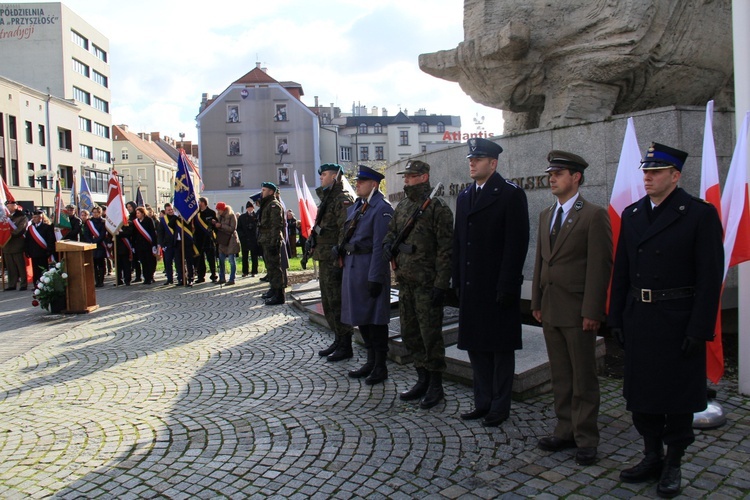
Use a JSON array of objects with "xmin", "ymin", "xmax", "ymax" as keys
[{"xmin": 630, "ymin": 286, "xmax": 695, "ymax": 303}]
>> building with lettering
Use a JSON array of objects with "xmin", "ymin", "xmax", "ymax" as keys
[
  {"xmin": 0, "ymin": 2, "xmax": 112, "ymax": 208},
  {"xmin": 196, "ymin": 64, "xmax": 319, "ymax": 211}
]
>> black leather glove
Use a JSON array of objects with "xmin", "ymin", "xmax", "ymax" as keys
[
  {"xmin": 612, "ymin": 328, "xmax": 625, "ymax": 349},
  {"xmin": 382, "ymin": 244, "xmax": 393, "ymax": 263},
  {"xmin": 454, "ymin": 288, "xmax": 460, "ymax": 301},
  {"xmin": 368, "ymin": 281, "xmax": 383, "ymax": 298},
  {"xmin": 304, "ymin": 239, "xmax": 313, "ymax": 254},
  {"xmin": 430, "ymin": 287, "xmax": 445, "ymax": 307},
  {"xmin": 331, "ymin": 245, "xmax": 340, "ymax": 260},
  {"xmin": 682, "ymin": 336, "xmax": 704, "ymax": 358},
  {"xmin": 496, "ymin": 292, "xmax": 515, "ymax": 309}
]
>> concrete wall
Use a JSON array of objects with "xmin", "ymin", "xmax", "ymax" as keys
[{"xmin": 386, "ymin": 105, "xmax": 737, "ymax": 295}]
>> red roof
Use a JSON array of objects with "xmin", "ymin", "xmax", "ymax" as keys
[{"xmin": 233, "ymin": 67, "xmax": 279, "ymax": 85}]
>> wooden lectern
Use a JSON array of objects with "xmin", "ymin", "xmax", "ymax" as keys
[{"xmin": 55, "ymin": 240, "xmax": 99, "ymax": 314}]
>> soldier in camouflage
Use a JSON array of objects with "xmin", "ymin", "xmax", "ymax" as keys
[
  {"xmin": 382, "ymin": 160, "xmax": 454, "ymax": 409},
  {"xmin": 257, "ymin": 182, "xmax": 286, "ymax": 305},
  {"xmin": 308, "ymin": 163, "xmax": 356, "ymax": 361}
]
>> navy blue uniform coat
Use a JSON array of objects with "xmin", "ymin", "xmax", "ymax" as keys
[
  {"xmin": 452, "ymin": 171, "xmax": 530, "ymax": 352},
  {"xmin": 609, "ymin": 188, "xmax": 723, "ymax": 414}
]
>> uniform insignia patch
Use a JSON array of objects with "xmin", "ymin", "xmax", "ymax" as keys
[
  {"xmin": 574, "ymin": 200, "xmax": 584, "ymax": 211},
  {"xmin": 679, "ymin": 205, "xmax": 685, "ymax": 211}
]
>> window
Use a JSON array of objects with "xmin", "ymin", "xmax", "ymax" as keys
[
  {"xmin": 359, "ymin": 146, "xmax": 369, "ymax": 161},
  {"xmin": 71, "ymin": 29, "xmax": 88, "ymax": 50},
  {"xmin": 400, "ymin": 130, "xmax": 409, "ymax": 146},
  {"xmin": 358, "ymin": 123, "xmax": 367, "ymax": 134},
  {"xmin": 437, "ymin": 122, "xmax": 445, "ymax": 133},
  {"xmin": 58, "ymin": 128, "xmax": 72, "ymax": 151},
  {"xmin": 38, "ymin": 124, "xmax": 45, "ymax": 145},
  {"xmin": 421, "ymin": 145, "xmax": 427, "ymax": 153},
  {"xmin": 86, "ymin": 170, "xmax": 108, "ymax": 193},
  {"xmin": 92, "ymin": 70, "xmax": 108, "ymax": 88},
  {"xmin": 59, "ymin": 166, "xmax": 73, "ymax": 190},
  {"xmin": 340, "ymin": 146, "xmax": 352, "ymax": 162},
  {"xmin": 375, "ymin": 146, "xmax": 384, "ymax": 160},
  {"xmin": 94, "ymin": 122, "xmax": 110, "ymax": 138},
  {"xmin": 95, "ymin": 149, "xmax": 110, "ymax": 163},
  {"xmin": 92, "ymin": 44, "xmax": 107, "ymax": 62},
  {"xmin": 227, "ymin": 105, "xmax": 240, "ymax": 123},
  {"xmin": 121, "ymin": 148, "xmax": 129, "ymax": 160},
  {"xmin": 79, "ymin": 117, "xmax": 92, "ymax": 132},
  {"xmin": 274, "ymin": 104, "xmax": 287, "ymax": 121},
  {"xmin": 73, "ymin": 58, "xmax": 90, "ymax": 77},
  {"xmin": 39, "ymin": 164, "xmax": 49, "ymax": 189},
  {"xmin": 93, "ymin": 96, "xmax": 109, "ymax": 113},
  {"xmin": 28, "ymin": 162, "xmax": 35, "ymax": 188},
  {"xmin": 374, "ymin": 123, "xmax": 382, "ymax": 134},
  {"xmin": 8, "ymin": 115, "xmax": 17, "ymax": 140},
  {"xmin": 25, "ymin": 121, "xmax": 32, "ymax": 143},
  {"xmin": 80, "ymin": 144, "xmax": 93, "ymax": 159},
  {"xmin": 10, "ymin": 159, "xmax": 19, "ymax": 186},
  {"xmin": 73, "ymin": 86, "xmax": 91, "ymax": 105},
  {"xmin": 0, "ymin": 157, "xmax": 5, "ymax": 184},
  {"xmin": 419, "ymin": 122, "xmax": 429, "ymax": 133}
]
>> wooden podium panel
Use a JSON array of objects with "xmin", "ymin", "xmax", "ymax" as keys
[{"xmin": 56, "ymin": 240, "xmax": 99, "ymax": 314}]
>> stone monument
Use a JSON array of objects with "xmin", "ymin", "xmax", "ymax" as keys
[{"xmin": 419, "ymin": 0, "xmax": 734, "ymax": 132}]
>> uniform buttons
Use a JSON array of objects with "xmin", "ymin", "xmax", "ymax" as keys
[
  {"xmin": 466, "ymin": 281, "xmax": 470, "ymax": 286},
  {"xmin": 467, "ymin": 242, "xmax": 471, "ymax": 246},
  {"xmin": 636, "ymin": 273, "xmax": 641, "ymax": 278},
  {"xmin": 638, "ymin": 249, "xmax": 643, "ymax": 253},
  {"xmin": 466, "ymin": 261, "xmax": 470, "ymax": 266},
  {"xmin": 655, "ymin": 250, "xmax": 661, "ymax": 255}
]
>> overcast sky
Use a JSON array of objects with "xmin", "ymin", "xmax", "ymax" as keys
[{"xmin": 51, "ymin": 0, "xmax": 505, "ymax": 144}]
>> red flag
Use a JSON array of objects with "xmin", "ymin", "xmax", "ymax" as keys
[
  {"xmin": 293, "ymin": 171, "xmax": 313, "ymax": 239},
  {"xmin": 608, "ymin": 118, "xmax": 646, "ymax": 254},
  {"xmin": 700, "ymin": 101, "xmax": 724, "ymax": 383},
  {"xmin": 0, "ymin": 174, "xmax": 15, "ymax": 247},
  {"xmin": 105, "ymin": 170, "xmax": 128, "ymax": 234},
  {"xmin": 721, "ymin": 111, "xmax": 750, "ymax": 272}
]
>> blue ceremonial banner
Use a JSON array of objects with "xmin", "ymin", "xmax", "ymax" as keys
[
  {"xmin": 135, "ymin": 185, "xmax": 144, "ymax": 207},
  {"xmin": 174, "ymin": 152, "xmax": 199, "ymax": 221},
  {"xmin": 79, "ymin": 173, "xmax": 95, "ymax": 213}
]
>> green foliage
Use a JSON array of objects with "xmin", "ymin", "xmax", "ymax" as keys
[{"xmin": 31, "ymin": 262, "xmax": 67, "ymax": 312}]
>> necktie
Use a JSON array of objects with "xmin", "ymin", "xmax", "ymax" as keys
[
  {"xmin": 472, "ymin": 186, "xmax": 481, "ymax": 207},
  {"xmin": 550, "ymin": 206, "xmax": 563, "ymax": 248}
]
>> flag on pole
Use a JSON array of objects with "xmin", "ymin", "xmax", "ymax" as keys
[
  {"xmin": 0, "ymin": 174, "xmax": 16, "ymax": 248},
  {"xmin": 341, "ymin": 174, "xmax": 356, "ymax": 201},
  {"xmin": 301, "ymin": 175, "xmax": 318, "ymax": 225},
  {"xmin": 174, "ymin": 151, "xmax": 199, "ymax": 222},
  {"xmin": 721, "ymin": 110, "xmax": 750, "ymax": 274},
  {"xmin": 700, "ymin": 101, "xmax": 725, "ymax": 383},
  {"xmin": 105, "ymin": 170, "xmax": 128, "ymax": 234},
  {"xmin": 54, "ymin": 177, "xmax": 71, "ymax": 229},
  {"xmin": 135, "ymin": 184, "xmax": 144, "ymax": 207},
  {"xmin": 70, "ymin": 170, "xmax": 78, "ymax": 212},
  {"xmin": 79, "ymin": 172, "xmax": 95, "ymax": 213},
  {"xmin": 294, "ymin": 171, "xmax": 313, "ymax": 239}
]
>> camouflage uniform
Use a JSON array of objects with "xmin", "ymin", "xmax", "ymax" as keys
[
  {"xmin": 257, "ymin": 194, "xmax": 285, "ymax": 290},
  {"xmin": 384, "ymin": 181, "xmax": 453, "ymax": 371},
  {"xmin": 313, "ymin": 181, "xmax": 355, "ymax": 356}
]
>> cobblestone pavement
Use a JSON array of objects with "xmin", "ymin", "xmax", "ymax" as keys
[{"xmin": 0, "ymin": 274, "xmax": 748, "ymax": 499}]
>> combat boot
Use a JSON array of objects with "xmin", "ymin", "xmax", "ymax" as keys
[
  {"xmin": 264, "ymin": 289, "xmax": 285, "ymax": 306},
  {"xmin": 348, "ymin": 348, "xmax": 375, "ymax": 378},
  {"xmin": 419, "ymin": 371, "xmax": 444, "ymax": 409},
  {"xmin": 620, "ymin": 437, "xmax": 664, "ymax": 483},
  {"xmin": 261, "ymin": 288, "xmax": 274, "ymax": 299},
  {"xmin": 327, "ymin": 333, "xmax": 353, "ymax": 362},
  {"xmin": 657, "ymin": 446, "xmax": 684, "ymax": 498},
  {"xmin": 318, "ymin": 338, "xmax": 340, "ymax": 357},
  {"xmin": 399, "ymin": 367, "xmax": 429, "ymax": 401},
  {"xmin": 365, "ymin": 351, "xmax": 388, "ymax": 385}
]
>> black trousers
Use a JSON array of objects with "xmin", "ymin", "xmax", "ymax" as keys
[
  {"xmin": 240, "ymin": 244, "xmax": 258, "ymax": 275},
  {"xmin": 467, "ymin": 350, "xmax": 515, "ymax": 415},
  {"xmin": 358, "ymin": 324, "xmax": 389, "ymax": 352},
  {"xmin": 632, "ymin": 411, "xmax": 694, "ymax": 449},
  {"xmin": 196, "ymin": 244, "xmax": 217, "ymax": 280},
  {"xmin": 116, "ymin": 256, "xmax": 132, "ymax": 285}
]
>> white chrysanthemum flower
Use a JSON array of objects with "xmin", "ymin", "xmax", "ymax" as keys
[
  {"xmin": 37, "ymin": 282, "xmax": 44, "ymax": 289},
  {"xmin": 61, "ymin": 273, "xmax": 68, "ymax": 279},
  {"xmin": 34, "ymin": 289, "xmax": 41, "ymax": 296},
  {"xmin": 56, "ymin": 262, "xmax": 62, "ymax": 269}
]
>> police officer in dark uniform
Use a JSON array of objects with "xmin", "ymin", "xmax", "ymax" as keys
[
  {"xmin": 452, "ymin": 138, "xmax": 530, "ymax": 427},
  {"xmin": 609, "ymin": 142, "xmax": 723, "ymax": 498}
]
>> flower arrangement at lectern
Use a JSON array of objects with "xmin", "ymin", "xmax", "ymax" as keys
[{"xmin": 31, "ymin": 261, "xmax": 68, "ymax": 313}]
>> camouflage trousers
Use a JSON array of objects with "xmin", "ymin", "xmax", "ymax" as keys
[
  {"xmin": 398, "ymin": 281, "xmax": 446, "ymax": 372},
  {"xmin": 262, "ymin": 241, "xmax": 285, "ymax": 289},
  {"xmin": 318, "ymin": 259, "xmax": 353, "ymax": 339}
]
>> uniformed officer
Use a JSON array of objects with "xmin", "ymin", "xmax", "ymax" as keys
[
  {"xmin": 308, "ymin": 163, "xmax": 355, "ymax": 362},
  {"xmin": 531, "ymin": 151, "xmax": 613, "ymax": 465},
  {"xmin": 339, "ymin": 166, "xmax": 394, "ymax": 385},
  {"xmin": 257, "ymin": 182, "xmax": 286, "ymax": 305},
  {"xmin": 382, "ymin": 160, "xmax": 453, "ymax": 408},
  {"xmin": 609, "ymin": 142, "xmax": 723, "ymax": 498},
  {"xmin": 452, "ymin": 138, "xmax": 530, "ymax": 427}
]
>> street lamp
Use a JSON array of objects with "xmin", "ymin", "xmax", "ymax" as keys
[
  {"xmin": 179, "ymin": 132, "xmax": 185, "ymax": 151},
  {"xmin": 27, "ymin": 168, "xmax": 55, "ymax": 210}
]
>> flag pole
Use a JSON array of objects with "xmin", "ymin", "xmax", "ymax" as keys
[
  {"xmin": 113, "ymin": 234, "xmax": 118, "ymax": 287},
  {"xmin": 181, "ymin": 218, "xmax": 187, "ymax": 286}
]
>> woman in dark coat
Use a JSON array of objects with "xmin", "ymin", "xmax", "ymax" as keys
[{"xmin": 131, "ymin": 207, "xmax": 157, "ymax": 284}]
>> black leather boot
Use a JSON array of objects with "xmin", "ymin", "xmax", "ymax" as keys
[
  {"xmin": 419, "ymin": 371, "xmax": 444, "ymax": 409},
  {"xmin": 262, "ymin": 288, "xmax": 274, "ymax": 299},
  {"xmin": 399, "ymin": 367, "xmax": 430, "ymax": 401},
  {"xmin": 318, "ymin": 339, "xmax": 339, "ymax": 357},
  {"xmin": 327, "ymin": 333, "xmax": 353, "ymax": 362},
  {"xmin": 620, "ymin": 437, "xmax": 664, "ymax": 483},
  {"xmin": 348, "ymin": 348, "xmax": 375, "ymax": 378},
  {"xmin": 264, "ymin": 289, "xmax": 285, "ymax": 306},
  {"xmin": 657, "ymin": 447, "xmax": 684, "ymax": 498},
  {"xmin": 365, "ymin": 351, "xmax": 388, "ymax": 385}
]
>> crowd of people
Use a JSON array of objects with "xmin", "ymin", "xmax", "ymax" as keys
[{"xmin": 2, "ymin": 136, "xmax": 723, "ymax": 497}]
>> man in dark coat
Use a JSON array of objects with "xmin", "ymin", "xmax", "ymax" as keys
[
  {"xmin": 609, "ymin": 142, "xmax": 723, "ymax": 498},
  {"xmin": 257, "ymin": 182, "xmax": 286, "ymax": 305},
  {"xmin": 81, "ymin": 207, "xmax": 107, "ymax": 287},
  {"xmin": 339, "ymin": 166, "xmax": 394, "ymax": 385},
  {"xmin": 531, "ymin": 151, "xmax": 613, "ymax": 466},
  {"xmin": 62, "ymin": 204, "xmax": 82, "ymax": 241},
  {"xmin": 237, "ymin": 201, "xmax": 259, "ymax": 277},
  {"xmin": 194, "ymin": 197, "xmax": 218, "ymax": 283},
  {"xmin": 452, "ymin": 137, "xmax": 530, "ymax": 427},
  {"xmin": 24, "ymin": 209, "xmax": 56, "ymax": 285}
]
